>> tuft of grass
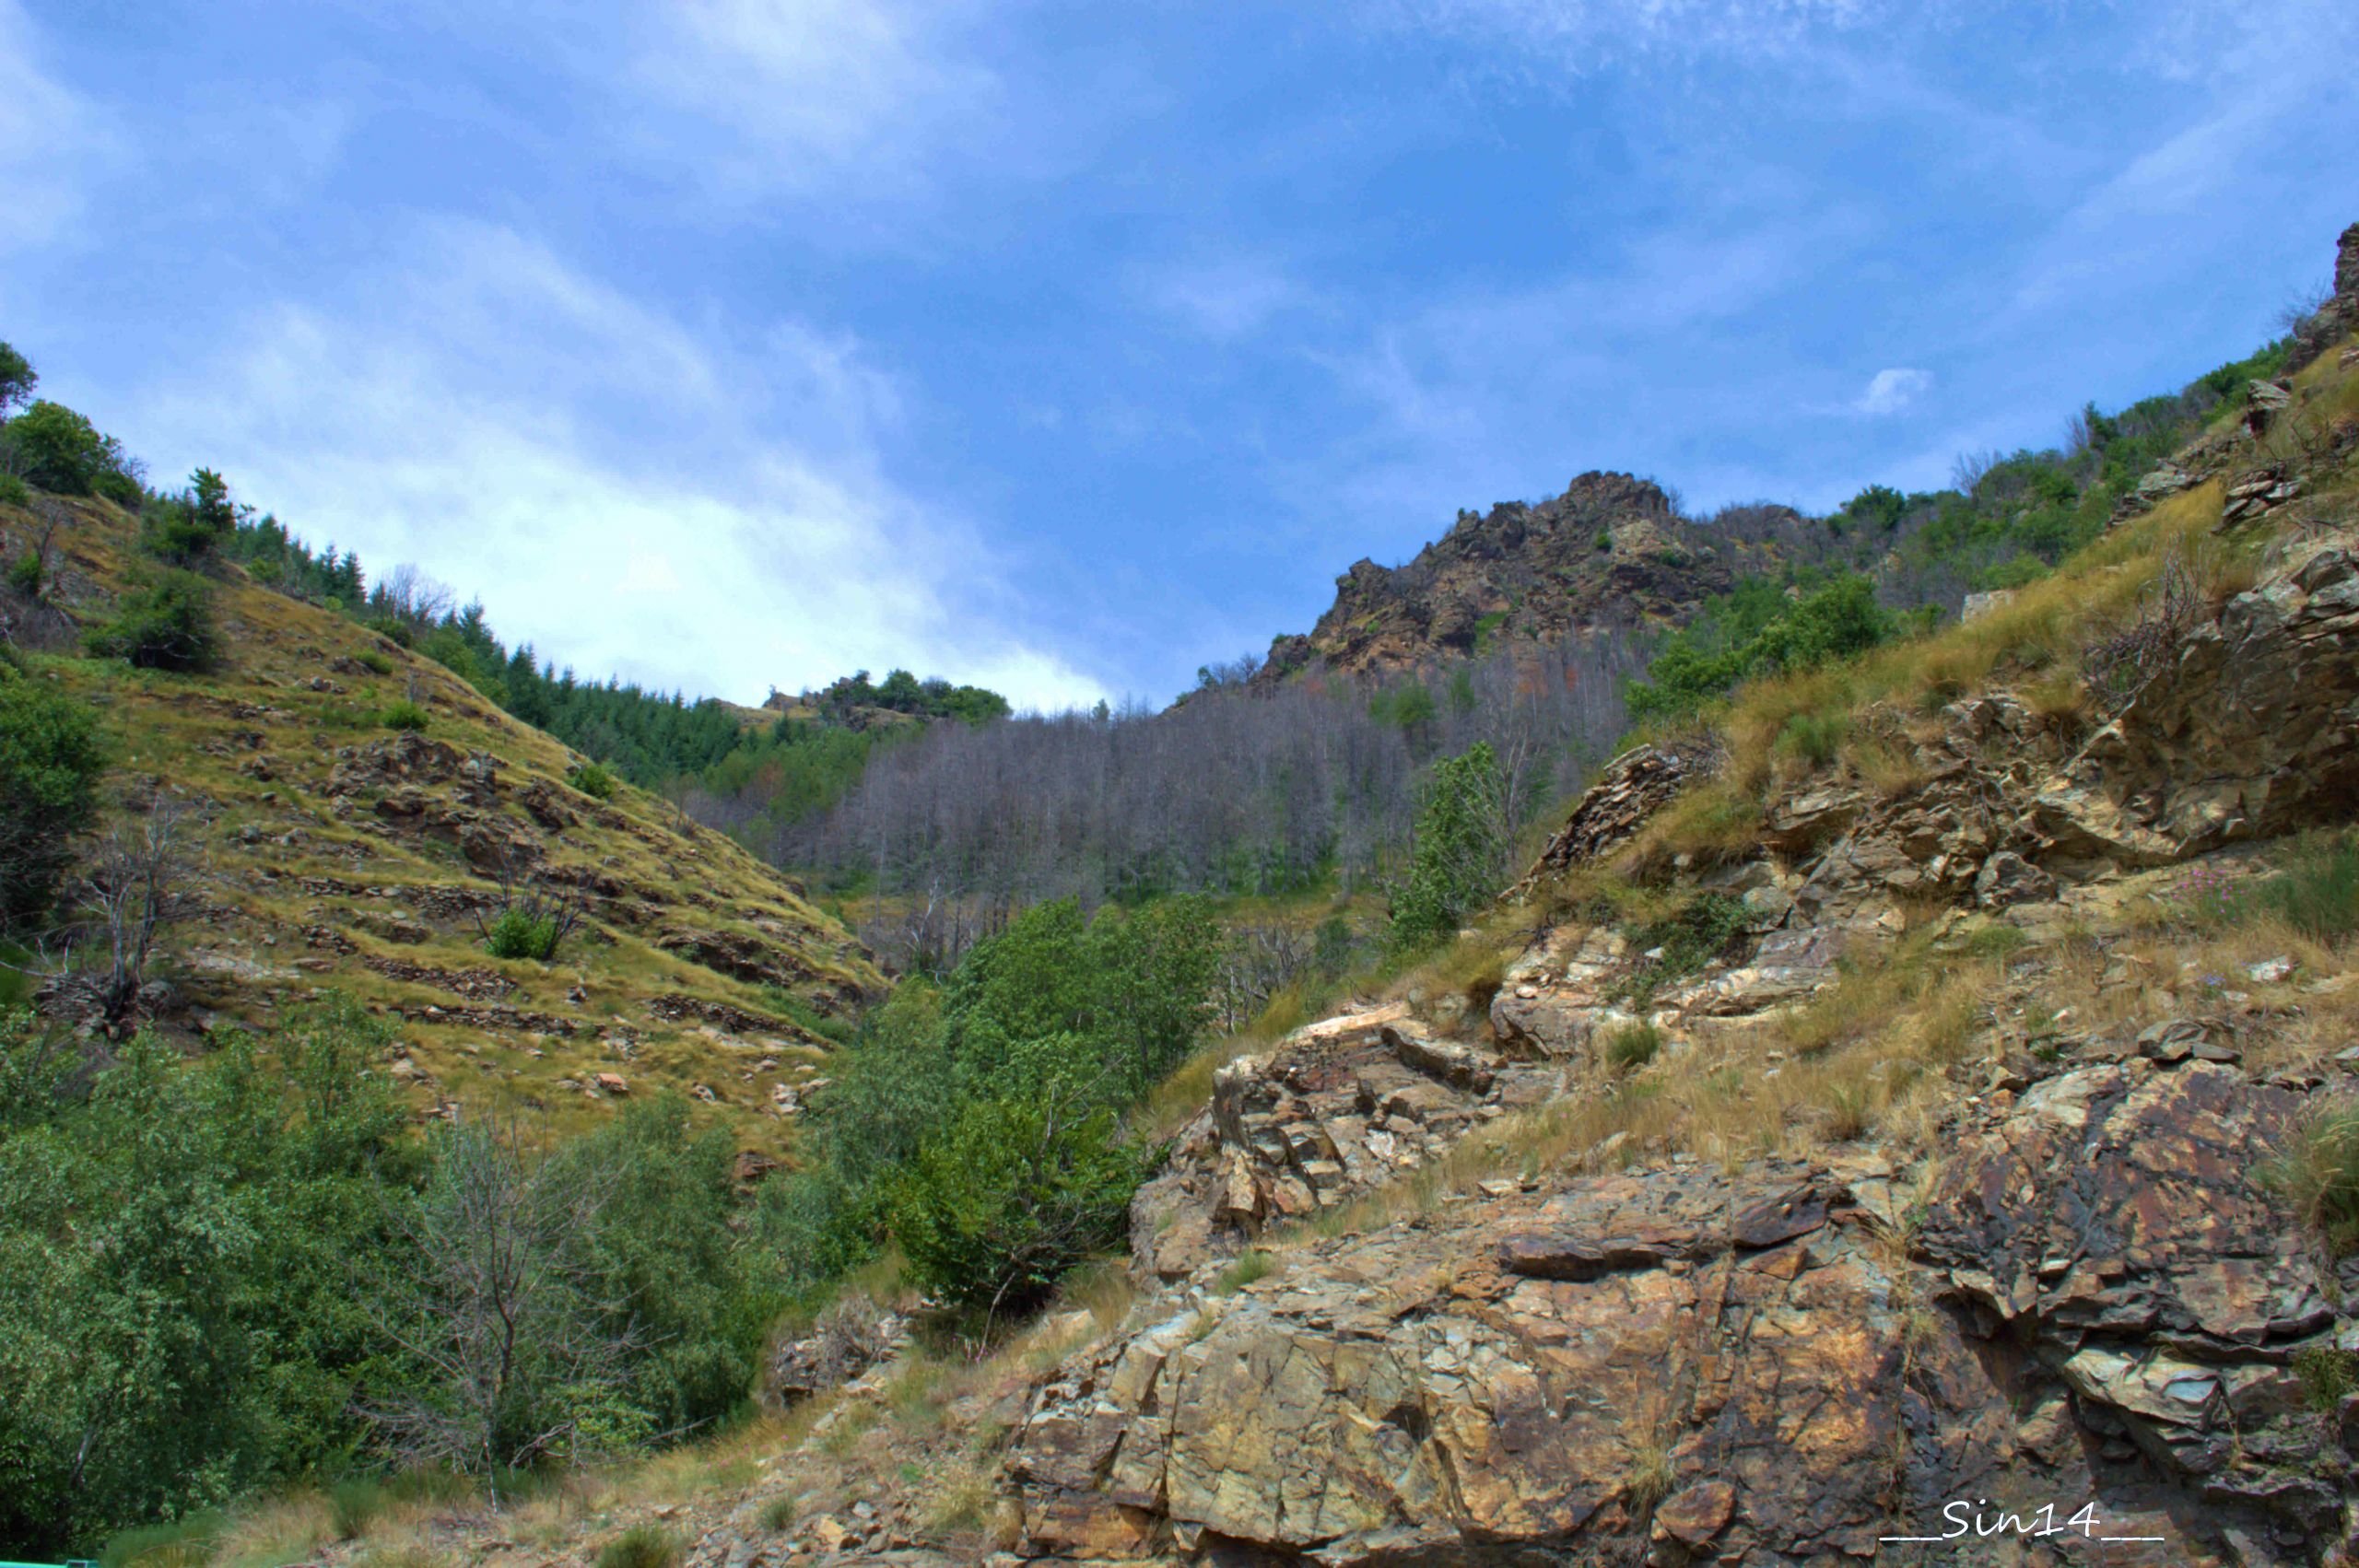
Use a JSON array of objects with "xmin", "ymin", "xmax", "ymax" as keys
[
  {"xmin": 1603, "ymin": 1022, "xmax": 1661, "ymax": 1074},
  {"xmin": 208, "ymin": 1494, "xmax": 335, "ymax": 1568},
  {"xmin": 2243, "ymin": 834, "xmax": 2359, "ymax": 945},
  {"xmin": 758, "ymin": 1495, "xmax": 797, "ymax": 1532},
  {"xmin": 356, "ymin": 649, "xmax": 394, "ymax": 675},
  {"xmin": 2267, "ymin": 1098, "xmax": 2359, "ymax": 1257},
  {"xmin": 1625, "ymin": 1441, "xmax": 1674, "ymax": 1511},
  {"xmin": 1825, "ymin": 1082, "xmax": 1872, "ymax": 1142},
  {"xmin": 378, "ymin": 699, "xmax": 429, "ymax": 731},
  {"xmin": 595, "ymin": 1524, "xmax": 685, "ymax": 1568},
  {"xmin": 1214, "ymin": 1249, "xmax": 1275, "ymax": 1294},
  {"xmin": 1773, "ymin": 711, "xmax": 1848, "ymax": 771},
  {"xmin": 103, "ymin": 1512, "xmax": 229, "ymax": 1568},
  {"xmin": 328, "ymin": 1477, "xmax": 388, "ymax": 1539}
]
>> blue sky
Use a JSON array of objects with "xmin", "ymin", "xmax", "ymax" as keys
[{"xmin": 2, "ymin": 1, "xmax": 2352, "ymax": 708}]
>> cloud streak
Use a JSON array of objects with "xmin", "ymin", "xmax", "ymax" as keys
[
  {"xmin": 1851, "ymin": 367, "xmax": 1931, "ymax": 415},
  {"xmin": 123, "ymin": 221, "xmax": 1107, "ymax": 711}
]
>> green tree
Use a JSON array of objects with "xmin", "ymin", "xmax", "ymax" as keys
[
  {"xmin": 85, "ymin": 570, "xmax": 220, "ymax": 672},
  {"xmin": 1390, "ymin": 741, "xmax": 1507, "ymax": 946},
  {"xmin": 887, "ymin": 1095, "xmax": 1144, "ymax": 1315},
  {"xmin": 0, "ymin": 340, "xmax": 34, "ymax": 415},
  {"xmin": 140, "ymin": 468, "xmax": 239, "ymax": 565},
  {"xmin": 4, "ymin": 401, "xmax": 120, "ymax": 495},
  {"xmin": 0, "ymin": 660, "xmax": 106, "ymax": 930}
]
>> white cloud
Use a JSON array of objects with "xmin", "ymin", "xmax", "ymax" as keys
[
  {"xmin": 1852, "ymin": 366, "xmax": 1931, "ymax": 415},
  {"xmin": 619, "ymin": 0, "xmax": 1003, "ymax": 197},
  {"xmin": 0, "ymin": 0, "xmax": 111, "ymax": 254},
  {"xmin": 1143, "ymin": 256, "xmax": 1313, "ymax": 340},
  {"xmin": 124, "ymin": 221, "xmax": 1106, "ymax": 712}
]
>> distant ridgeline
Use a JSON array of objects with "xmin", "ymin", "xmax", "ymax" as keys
[{"xmin": 0, "ymin": 403, "xmax": 1007, "ymax": 825}]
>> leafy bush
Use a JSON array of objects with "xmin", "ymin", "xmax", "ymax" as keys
[
  {"xmin": 1626, "ymin": 574, "xmax": 1893, "ymax": 721},
  {"xmin": 569, "ymin": 761, "xmax": 617, "ymax": 800},
  {"xmin": 1618, "ymin": 895, "xmax": 1750, "ymax": 1000},
  {"xmin": 2294, "ymin": 1343, "xmax": 2359, "ymax": 1412},
  {"xmin": 378, "ymin": 699, "xmax": 429, "ymax": 732},
  {"xmin": 751, "ymin": 900, "xmax": 1218, "ymax": 1307},
  {"xmin": 887, "ymin": 1095, "xmax": 1144, "ymax": 1314},
  {"xmin": 356, "ymin": 649, "xmax": 393, "ymax": 675},
  {"xmin": 7, "ymin": 544, "xmax": 41, "ymax": 597},
  {"xmin": 0, "ymin": 660, "xmax": 104, "ymax": 930},
  {"xmin": 1391, "ymin": 741, "xmax": 1508, "ymax": 946},
  {"xmin": 0, "ymin": 474, "xmax": 29, "ymax": 509},
  {"xmin": 84, "ymin": 570, "xmax": 220, "ymax": 672},
  {"xmin": 482, "ymin": 907, "xmax": 559, "ymax": 961}
]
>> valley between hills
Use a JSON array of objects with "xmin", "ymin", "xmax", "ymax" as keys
[{"xmin": 4, "ymin": 223, "xmax": 2359, "ymax": 1568}]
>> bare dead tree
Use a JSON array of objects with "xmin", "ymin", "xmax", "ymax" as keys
[
  {"xmin": 361, "ymin": 1114, "xmax": 638, "ymax": 1482},
  {"xmin": 72, "ymin": 797, "xmax": 198, "ymax": 1034},
  {"xmin": 2083, "ymin": 556, "xmax": 2208, "ymax": 712},
  {"xmin": 1213, "ymin": 920, "xmax": 1319, "ymax": 1032}
]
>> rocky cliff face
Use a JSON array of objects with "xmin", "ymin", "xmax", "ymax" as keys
[
  {"xmin": 1258, "ymin": 473, "xmax": 1803, "ymax": 681},
  {"xmin": 973, "ymin": 289, "xmax": 2359, "ymax": 1567}
]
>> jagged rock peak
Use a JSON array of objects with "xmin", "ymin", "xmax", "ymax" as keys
[{"xmin": 1259, "ymin": 471, "xmax": 1798, "ymax": 682}]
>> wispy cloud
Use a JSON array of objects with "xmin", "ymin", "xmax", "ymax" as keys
[
  {"xmin": 1141, "ymin": 256, "xmax": 1313, "ymax": 341},
  {"xmin": 621, "ymin": 0, "xmax": 1005, "ymax": 200},
  {"xmin": 0, "ymin": 0, "xmax": 111, "ymax": 254},
  {"xmin": 1851, "ymin": 367, "xmax": 1931, "ymax": 415},
  {"xmin": 123, "ymin": 221, "xmax": 1106, "ymax": 710}
]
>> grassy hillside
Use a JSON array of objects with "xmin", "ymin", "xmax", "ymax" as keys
[{"xmin": 0, "ymin": 490, "xmax": 882, "ymax": 1158}]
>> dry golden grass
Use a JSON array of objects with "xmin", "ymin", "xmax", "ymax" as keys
[{"xmin": 209, "ymin": 1493, "xmax": 337, "ymax": 1568}]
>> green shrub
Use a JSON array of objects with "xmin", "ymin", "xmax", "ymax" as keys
[
  {"xmin": 1627, "ymin": 574, "xmax": 1893, "ymax": 722},
  {"xmin": 569, "ymin": 761, "xmax": 617, "ymax": 800},
  {"xmin": 2294, "ymin": 1343, "xmax": 2359, "ymax": 1413},
  {"xmin": 596, "ymin": 1526, "xmax": 684, "ymax": 1568},
  {"xmin": 482, "ymin": 907, "xmax": 559, "ymax": 961},
  {"xmin": 6, "ymin": 546, "xmax": 41, "ymax": 598},
  {"xmin": 84, "ymin": 570, "xmax": 220, "ymax": 672},
  {"xmin": 888, "ymin": 1095, "xmax": 1145, "ymax": 1314},
  {"xmin": 1603, "ymin": 1022, "xmax": 1661, "ymax": 1073},
  {"xmin": 0, "ymin": 474, "xmax": 29, "ymax": 509},
  {"xmin": 356, "ymin": 649, "xmax": 394, "ymax": 675},
  {"xmin": 1625, "ymin": 895, "xmax": 1749, "ymax": 980},
  {"xmin": 378, "ymin": 700, "xmax": 429, "ymax": 732},
  {"xmin": 0, "ymin": 661, "xmax": 105, "ymax": 930},
  {"xmin": 1391, "ymin": 742, "xmax": 1508, "ymax": 947}
]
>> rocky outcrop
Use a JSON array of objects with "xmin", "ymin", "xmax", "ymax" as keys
[
  {"xmin": 1503, "ymin": 740, "xmax": 1718, "ymax": 903},
  {"xmin": 1013, "ymin": 1058, "xmax": 2356, "ymax": 1564},
  {"xmin": 1127, "ymin": 1006, "xmax": 1576, "ymax": 1280},
  {"xmin": 1257, "ymin": 474, "xmax": 1804, "ymax": 681}
]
